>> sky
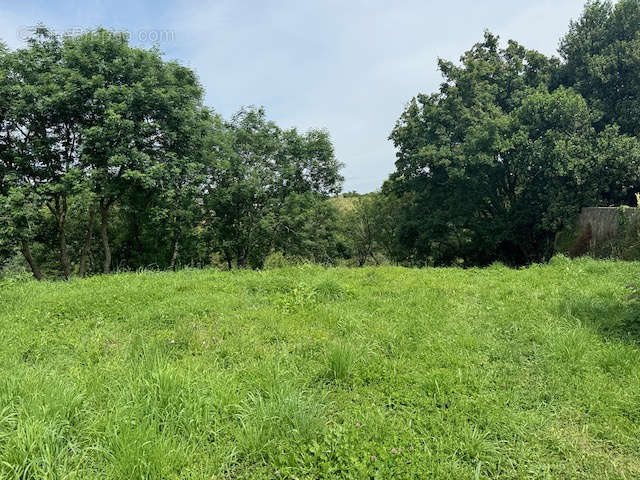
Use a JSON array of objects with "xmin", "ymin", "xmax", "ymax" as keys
[{"xmin": 0, "ymin": 0, "xmax": 588, "ymax": 192}]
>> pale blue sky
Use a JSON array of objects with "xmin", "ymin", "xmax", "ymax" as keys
[{"xmin": 0, "ymin": 0, "xmax": 587, "ymax": 192}]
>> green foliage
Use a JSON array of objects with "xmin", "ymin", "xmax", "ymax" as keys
[
  {"xmin": 5, "ymin": 2, "xmax": 640, "ymax": 275},
  {"xmin": 330, "ymin": 192, "xmax": 405, "ymax": 266},
  {"xmin": 263, "ymin": 251, "xmax": 293, "ymax": 269},
  {"xmin": 0, "ymin": 261, "xmax": 639, "ymax": 477},
  {"xmin": 271, "ymin": 192, "xmax": 345, "ymax": 265},
  {"xmin": 0, "ymin": 31, "xmax": 343, "ymax": 278},
  {"xmin": 204, "ymin": 107, "xmax": 343, "ymax": 269},
  {"xmin": 560, "ymin": 0, "xmax": 640, "ymax": 136},
  {"xmin": 263, "ymin": 251, "xmax": 306, "ymax": 269},
  {"xmin": 389, "ymin": 20, "xmax": 640, "ymax": 266}
]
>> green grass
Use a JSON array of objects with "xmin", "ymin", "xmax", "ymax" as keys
[{"xmin": 1, "ymin": 257, "xmax": 639, "ymax": 479}]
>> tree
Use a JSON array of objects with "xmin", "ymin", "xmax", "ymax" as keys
[
  {"xmin": 66, "ymin": 31, "xmax": 174, "ymax": 272},
  {"xmin": 147, "ymin": 108, "xmax": 223, "ymax": 270},
  {"xmin": 0, "ymin": 28, "xmax": 225, "ymax": 277},
  {"xmin": 345, "ymin": 194, "xmax": 382, "ymax": 266},
  {"xmin": 60, "ymin": 29, "xmax": 212, "ymax": 274},
  {"xmin": 204, "ymin": 107, "xmax": 280, "ymax": 268},
  {"xmin": 0, "ymin": 28, "xmax": 87, "ymax": 279},
  {"xmin": 205, "ymin": 107, "xmax": 343, "ymax": 268},
  {"xmin": 271, "ymin": 192, "xmax": 344, "ymax": 264},
  {"xmin": 1, "ymin": 29, "xmax": 346, "ymax": 276},
  {"xmin": 388, "ymin": 32, "xmax": 640, "ymax": 266},
  {"xmin": 334, "ymin": 191, "xmax": 404, "ymax": 266},
  {"xmin": 560, "ymin": 0, "xmax": 640, "ymax": 136},
  {"xmin": 0, "ymin": 186, "xmax": 44, "ymax": 280}
]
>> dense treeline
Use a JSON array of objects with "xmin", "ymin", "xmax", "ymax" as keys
[
  {"xmin": 2, "ymin": 0, "xmax": 640, "ymax": 278},
  {"xmin": 0, "ymin": 28, "xmax": 348, "ymax": 278}
]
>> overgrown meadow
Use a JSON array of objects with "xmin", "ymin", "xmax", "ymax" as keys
[{"xmin": 1, "ymin": 258, "xmax": 639, "ymax": 479}]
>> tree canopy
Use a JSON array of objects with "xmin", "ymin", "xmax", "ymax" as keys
[
  {"xmin": 387, "ymin": 1, "xmax": 640, "ymax": 266},
  {"xmin": 0, "ymin": 28, "xmax": 344, "ymax": 278}
]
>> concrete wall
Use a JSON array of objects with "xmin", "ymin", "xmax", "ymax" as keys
[{"xmin": 556, "ymin": 207, "xmax": 640, "ymax": 258}]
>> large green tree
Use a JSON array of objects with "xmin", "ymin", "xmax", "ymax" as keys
[
  {"xmin": 67, "ymin": 30, "xmax": 210, "ymax": 273},
  {"xmin": 389, "ymin": 31, "xmax": 640, "ymax": 266},
  {"xmin": 0, "ymin": 29, "xmax": 88, "ymax": 278},
  {"xmin": 145, "ymin": 108, "xmax": 223, "ymax": 270},
  {"xmin": 1, "ymin": 28, "xmax": 220, "ymax": 277}
]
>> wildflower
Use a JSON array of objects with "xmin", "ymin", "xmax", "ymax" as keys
[
  {"xmin": 170, "ymin": 339, "xmax": 175, "ymax": 344},
  {"xmin": 390, "ymin": 448, "xmax": 398, "ymax": 455},
  {"xmin": 370, "ymin": 455, "xmax": 377, "ymax": 461},
  {"xmin": 355, "ymin": 422, "xmax": 361, "ymax": 427},
  {"xmin": 274, "ymin": 469, "xmax": 280, "ymax": 475}
]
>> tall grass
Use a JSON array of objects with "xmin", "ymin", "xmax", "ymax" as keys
[{"xmin": 0, "ymin": 258, "xmax": 639, "ymax": 478}]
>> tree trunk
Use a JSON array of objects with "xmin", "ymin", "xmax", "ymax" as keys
[
  {"xmin": 237, "ymin": 248, "xmax": 248, "ymax": 269},
  {"xmin": 100, "ymin": 199, "xmax": 112, "ymax": 274},
  {"xmin": 369, "ymin": 249, "xmax": 380, "ymax": 266},
  {"xmin": 127, "ymin": 210, "xmax": 143, "ymax": 267},
  {"xmin": 79, "ymin": 203, "xmax": 96, "ymax": 277},
  {"xmin": 169, "ymin": 232, "xmax": 180, "ymax": 270},
  {"xmin": 58, "ymin": 197, "xmax": 71, "ymax": 280},
  {"xmin": 20, "ymin": 239, "xmax": 43, "ymax": 281},
  {"xmin": 59, "ymin": 226, "xmax": 71, "ymax": 279}
]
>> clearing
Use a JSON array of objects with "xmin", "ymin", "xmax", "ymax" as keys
[{"xmin": 0, "ymin": 258, "xmax": 639, "ymax": 478}]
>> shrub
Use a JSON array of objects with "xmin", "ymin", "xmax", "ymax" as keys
[{"xmin": 263, "ymin": 251, "xmax": 308, "ymax": 269}]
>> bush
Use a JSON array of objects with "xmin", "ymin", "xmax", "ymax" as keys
[
  {"xmin": 0, "ymin": 254, "xmax": 29, "ymax": 280},
  {"xmin": 263, "ymin": 251, "xmax": 308, "ymax": 269}
]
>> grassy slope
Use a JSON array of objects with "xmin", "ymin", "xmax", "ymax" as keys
[{"xmin": 0, "ymin": 258, "xmax": 639, "ymax": 479}]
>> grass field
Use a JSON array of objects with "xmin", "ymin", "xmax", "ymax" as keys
[{"xmin": 1, "ymin": 257, "xmax": 639, "ymax": 479}]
